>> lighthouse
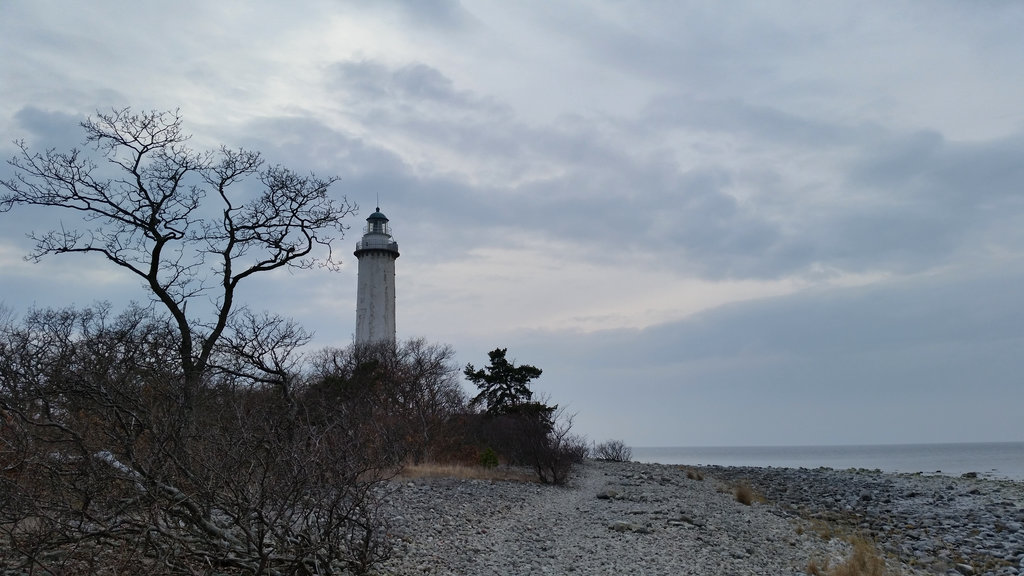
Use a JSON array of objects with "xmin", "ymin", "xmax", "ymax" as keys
[{"xmin": 354, "ymin": 207, "xmax": 400, "ymax": 344}]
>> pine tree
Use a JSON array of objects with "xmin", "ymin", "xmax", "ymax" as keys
[{"xmin": 464, "ymin": 347, "xmax": 545, "ymax": 416}]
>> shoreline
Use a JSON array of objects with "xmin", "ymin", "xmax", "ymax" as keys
[
  {"xmin": 377, "ymin": 460, "xmax": 1023, "ymax": 575},
  {"xmin": 632, "ymin": 442, "xmax": 1024, "ymax": 483}
]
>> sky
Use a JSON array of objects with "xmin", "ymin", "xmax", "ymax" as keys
[{"xmin": 1, "ymin": 1, "xmax": 1023, "ymax": 448}]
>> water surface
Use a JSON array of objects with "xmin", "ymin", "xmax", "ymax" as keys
[{"xmin": 631, "ymin": 442, "xmax": 1024, "ymax": 481}]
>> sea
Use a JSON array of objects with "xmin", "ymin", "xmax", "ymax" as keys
[{"xmin": 631, "ymin": 442, "xmax": 1024, "ymax": 481}]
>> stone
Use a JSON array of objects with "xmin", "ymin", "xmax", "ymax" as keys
[
  {"xmin": 608, "ymin": 520, "xmax": 651, "ymax": 534},
  {"xmin": 668, "ymin": 514, "xmax": 707, "ymax": 528}
]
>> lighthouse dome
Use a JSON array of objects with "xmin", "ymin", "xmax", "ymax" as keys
[{"xmin": 362, "ymin": 207, "xmax": 393, "ymax": 237}]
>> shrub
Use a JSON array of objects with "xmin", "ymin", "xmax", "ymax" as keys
[
  {"xmin": 593, "ymin": 439, "xmax": 632, "ymax": 462},
  {"xmin": 0, "ymin": 308, "xmax": 477, "ymax": 575},
  {"xmin": 309, "ymin": 339, "xmax": 467, "ymax": 465},
  {"xmin": 479, "ymin": 447, "xmax": 499, "ymax": 468},
  {"xmin": 538, "ymin": 409, "xmax": 589, "ymax": 485}
]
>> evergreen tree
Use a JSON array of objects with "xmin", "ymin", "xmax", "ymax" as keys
[{"xmin": 464, "ymin": 347, "xmax": 544, "ymax": 416}]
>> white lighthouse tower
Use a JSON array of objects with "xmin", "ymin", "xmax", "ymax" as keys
[{"xmin": 354, "ymin": 207, "xmax": 400, "ymax": 344}]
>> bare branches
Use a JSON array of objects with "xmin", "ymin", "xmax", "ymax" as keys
[
  {"xmin": 224, "ymin": 165, "xmax": 345, "ymax": 280},
  {"xmin": 1, "ymin": 107, "xmax": 355, "ymax": 397},
  {"xmin": 0, "ymin": 305, "xmax": 397, "ymax": 575},
  {"xmin": 593, "ymin": 439, "xmax": 632, "ymax": 462},
  {"xmin": 213, "ymin": 309, "xmax": 311, "ymax": 419},
  {"xmin": 0, "ymin": 108, "xmax": 398, "ymax": 574}
]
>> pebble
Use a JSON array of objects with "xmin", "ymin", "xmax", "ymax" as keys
[
  {"xmin": 704, "ymin": 464, "xmax": 1024, "ymax": 576},
  {"xmin": 374, "ymin": 460, "xmax": 1014, "ymax": 575}
]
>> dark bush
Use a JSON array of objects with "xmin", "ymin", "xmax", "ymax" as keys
[
  {"xmin": 479, "ymin": 447, "xmax": 499, "ymax": 468},
  {"xmin": 0, "ymin": 307, "xmax": 475, "ymax": 574},
  {"xmin": 593, "ymin": 439, "xmax": 632, "ymax": 462},
  {"xmin": 527, "ymin": 411, "xmax": 589, "ymax": 485},
  {"xmin": 461, "ymin": 348, "xmax": 588, "ymax": 485}
]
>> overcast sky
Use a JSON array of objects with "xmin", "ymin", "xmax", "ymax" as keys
[{"xmin": 2, "ymin": 1, "xmax": 1023, "ymax": 447}]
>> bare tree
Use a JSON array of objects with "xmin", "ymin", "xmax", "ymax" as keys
[
  {"xmin": 1, "ymin": 107, "xmax": 355, "ymax": 405},
  {"xmin": 593, "ymin": 439, "xmax": 632, "ymax": 462},
  {"xmin": 0, "ymin": 109, "xmax": 406, "ymax": 574},
  {"xmin": 214, "ymin": 308, "xmax": 313, "ymax": 425}
]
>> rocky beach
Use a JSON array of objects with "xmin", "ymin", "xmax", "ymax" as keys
[{"xmin": 376, "ymin": 460, "xmax": 1024, "ymax": 576}]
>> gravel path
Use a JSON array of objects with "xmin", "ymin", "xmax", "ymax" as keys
[{"xmin": 375, "ymin": 460, "xmax": 882, "ymax": 575}]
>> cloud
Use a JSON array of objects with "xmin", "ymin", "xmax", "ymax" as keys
[
  {"xmin": 3, "ymin": 1, "xmax": 1024, "ymax": 447},
  {"xmin": 273, "ymin": 52, "xmax": 1024, "ymax": 299},
  {"xmin": 10, "ymin": 108, "xmax": 88, "ymax": 148}
]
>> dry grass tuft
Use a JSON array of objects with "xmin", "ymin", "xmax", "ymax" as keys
[
  {"xmin": 683, "ymin": 467, "xmax": 704, "ymax": 481},
  {"xmin": 399, "ymin": 462, "xmax": 537, "ymax": 483},
  {"xmin": 811, "ymin": 518, "xmax": 839, "ymax": 541},
  {"xmin": 734, "ymin": 482, "xmax": 756, "ymax": 505},
  {"xmin": 807, "ymin": 556, "xmax": 830, "ymax": 575},
  {"xmin": 830, "ymin": 538, "xmax": 889, "ymax": 576}
]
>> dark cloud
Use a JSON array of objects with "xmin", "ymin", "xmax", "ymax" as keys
[
  {"xmin": 328, "ymin": 60, "xmax": 509, "ymax": 117},
  {"xmin": 849, "ymin": 130, "xmax": 944, "ymax": 188},
  {"xmin": 234, "ymin": 115, "xmax": 409, "ymax": 177},
  {"xmin": 828, "ymin": 130, "xmax": 1024, "ymax": 270},
  {"xmin": 643, "ymin": 94, "xmax": 850, "ymax": 148},
  {"xmin": 11, "ymin": 107, "xmax": 87, "ymax": 149},
  {"xmin": 350, "ymin": 0, "xmax": 476, "ymax": 31}
]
